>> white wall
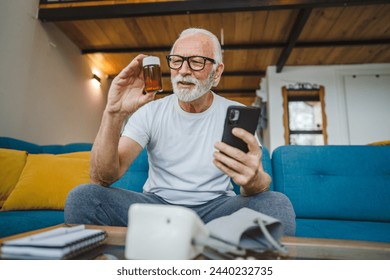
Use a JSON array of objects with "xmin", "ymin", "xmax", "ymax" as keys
[
  {"xmin": 344, "ymin": 74, "xmax": 390, "ymax": 145},
  {"xmin": 0, "ymin": 0, "xmax": 108, "ymax": 145},
  {"xmin": 265, "ymin": 63, "xmax": 390, "ymax": 152}
]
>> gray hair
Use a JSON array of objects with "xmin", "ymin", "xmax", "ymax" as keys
[{"xmin": 171, "ymin": 28, "xmax": 223, "ymax": 64}]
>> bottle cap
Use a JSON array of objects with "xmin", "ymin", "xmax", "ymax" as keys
[{"xmin": 143, "ymin": 56, "xmax": 160, "ymax": 67}]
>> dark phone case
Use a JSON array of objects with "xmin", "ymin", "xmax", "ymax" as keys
[{"xmin": 221, "ymin": 106, "xmax": 261, "ymax": 153}]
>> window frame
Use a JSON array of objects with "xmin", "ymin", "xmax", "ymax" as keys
[{"xmin": 282, "ymin": 85, "xmax": 328, "ymax": 145}]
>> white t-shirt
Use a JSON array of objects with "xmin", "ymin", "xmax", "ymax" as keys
[{"xmin": 122, "ymin": 92, "xmax": 244, "ymax": 205}]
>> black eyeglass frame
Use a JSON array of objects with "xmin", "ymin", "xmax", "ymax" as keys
[{"xmin": 166, "ymin": 55, "xmax": 216, "ymax": 71}]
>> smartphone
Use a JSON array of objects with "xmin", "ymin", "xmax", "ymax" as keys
[{"xmin": 221, "ymin": 106, "xmax": 261, "ymax": 153}]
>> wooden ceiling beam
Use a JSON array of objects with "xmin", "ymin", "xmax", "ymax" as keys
[
  {"xmin": 276, "ymin": 8, "xmax": 312, "ymax": 73},
  {"xmin": 82, "ymin": 39, "xmax": 390, "ymax": 54},
  {"xmin": 297, "ymin": 39, "xmax": 390, "ymax": 48},
  {"xmin": 38, "ymin": 0, "xmax": 390, "ymax": 22},
  {"xmin": 81, "ymin": 44, "xmax": 282, "ymax": 54}
]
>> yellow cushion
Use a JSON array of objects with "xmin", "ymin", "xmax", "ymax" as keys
[
  {"xmin": 1, "ymin": 152, "xmax": 90, "ymax": 211},
  {"xmin": 368, "ymin": 140, "xmax": 390, "ymax": 146},
  {"xmin": 0, "ymin": 148, "xmax": 28, "ymax": 208}
]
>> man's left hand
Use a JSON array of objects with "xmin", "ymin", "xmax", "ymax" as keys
[{"xmin": 213, "ymin": 128, "xmax": 270, "ymax": 196}]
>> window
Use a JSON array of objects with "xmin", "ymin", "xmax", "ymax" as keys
[{"xmin": 282, "ymin": 85, "xmax": 328, "ymax": 145}]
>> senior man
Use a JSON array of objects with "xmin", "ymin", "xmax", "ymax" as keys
[{"xmin": 65, "ymin": 28, "xmax": 296, "ymax": 236}]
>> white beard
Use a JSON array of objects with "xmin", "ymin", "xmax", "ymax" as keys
[{"xmin": 172, "ymin": 71, "xmax": 215, "ymax": 102}]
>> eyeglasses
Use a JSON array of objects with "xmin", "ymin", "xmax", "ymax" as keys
[{"xmin": 166, "ymin": 55, "xmax": 216, "ymax": 71}]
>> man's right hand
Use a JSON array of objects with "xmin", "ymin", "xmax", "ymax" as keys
[
  {"xmin": 90, "ymin": 54, "xmax": 156, "ymax": 186},
  {"xmin": 106, "ymin": 54, "xmax": 157, "ymax": 116}
]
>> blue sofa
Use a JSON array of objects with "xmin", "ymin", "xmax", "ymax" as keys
[
  {"xmin": 272, "ymin": 145, "xmax": 390, "ymax": 243},
  {"xmin": 1, "ymin": 137, "xmax": 389, "ymax": 243}
]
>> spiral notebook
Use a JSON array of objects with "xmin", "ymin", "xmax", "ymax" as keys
[{"xmin": 0, "ymin": 225, "xmax": 107, "ymax": 259}]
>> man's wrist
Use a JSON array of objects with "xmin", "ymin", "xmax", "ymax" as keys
[
  {"xmin": 103, "ymin": 107, "xmax": 131, "ymax": 121},
  {"xmin": 240, "ymin": 168, "xmax": 270, "ymax": 196}
]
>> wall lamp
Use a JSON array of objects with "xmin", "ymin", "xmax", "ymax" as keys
[{"xmin": 92, "ymin": 73, "xmax": 101, "ymax": 87}]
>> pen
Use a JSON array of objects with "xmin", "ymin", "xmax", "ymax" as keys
[{"xmin": 29, "ymin": 225, "xmax": 86, "ymax": 241}]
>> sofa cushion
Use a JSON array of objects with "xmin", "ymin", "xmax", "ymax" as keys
[
  {"xmin": 0, "ymin": 210, "xmax": 64, "ymax": 238},
  {"xmin": 272, "ymin": 145, "xmax": 390, "ymax": 222},
  {"xmin": 0, "ymin": 148, "xmax": 28, "ymax": 208},
  {"xmin": 1, "ymin": 152, "xmax": 90, "ymax": 211}
]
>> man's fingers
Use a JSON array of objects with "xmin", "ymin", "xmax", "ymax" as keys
[
  {"xmin": 214, "ymin": 141, "xmax": 245, "ymax": 163},
  {"xmin": 232, "ymin": 128, "xmax": 259, "ymax": 154},
  {"xmin": 213, "ymin": 157, "xmax": 244, "ymax": 185},
  {"xmin": 213, "ymin": 150, "xmax": 245, "ymax": 173}
]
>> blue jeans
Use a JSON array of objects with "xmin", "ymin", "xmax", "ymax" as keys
[{"xmin": 64, "ymin": 184, "xmax": 296, "ymax": 236}]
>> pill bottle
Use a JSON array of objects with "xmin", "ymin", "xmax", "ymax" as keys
[{"xmin": 143, "ymin": 56, "xmax": 163, "ymax": 92}]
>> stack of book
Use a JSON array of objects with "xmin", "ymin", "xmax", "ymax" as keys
[{"xmin": 0, "ymin": 225, "xmax": 107, "ymax": 259}]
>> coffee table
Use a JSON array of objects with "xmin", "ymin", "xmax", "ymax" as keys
[{"xmin": 1, "ymin": 224, "xmax": 389, "ymax": 260}]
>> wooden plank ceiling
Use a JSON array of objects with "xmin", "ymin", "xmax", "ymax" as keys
[{"xmin": 38, "ymin": 0, "xmax": 390, "ymax": 105}]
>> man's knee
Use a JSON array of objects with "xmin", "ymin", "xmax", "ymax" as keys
[
  {"xmin": 64, "ymin": 184, "xmax": 101, "ymax": 223},
  {"xmin": 247, "ymin": 191, "xmax": 296, "ymax": 236},
  {"xmin": 66, "ymin": 184, "xmax": 96, "ymax": 206}
]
